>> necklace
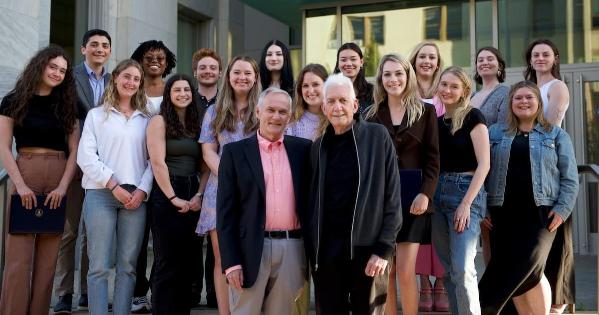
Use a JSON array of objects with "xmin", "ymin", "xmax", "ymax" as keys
[
  {"xmin": 517, "ymin": 130, "xmax": 530, "ymax": 137},
  {"xmin": 442, "ymin": 117, "xmax": 452, "ymax": 128}
]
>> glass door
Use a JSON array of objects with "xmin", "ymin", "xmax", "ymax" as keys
[{"xmin": 564, "ymin": 65, "xmax": 599, "ymax": 255}]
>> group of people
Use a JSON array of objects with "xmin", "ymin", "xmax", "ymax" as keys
[{"xmin": 0, "ymin": 25, "xmax": 579, "ymax": 315}]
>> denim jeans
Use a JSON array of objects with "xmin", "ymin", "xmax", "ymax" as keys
[
  {"xmin": 432, "ymin": 173, "xmax": 486, "ymax": 315},
  {"xmin": 83, "ymin": 188, "xmax": 146, "ymax": 315}
]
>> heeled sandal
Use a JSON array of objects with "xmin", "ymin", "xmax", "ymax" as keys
[
  {"xmin": 433, "ymin": 287, "xmax": 450, "ymax": 312},
  {"xmin": 418, "ymin": 288, "xmax": 433, "ymax": 312}
]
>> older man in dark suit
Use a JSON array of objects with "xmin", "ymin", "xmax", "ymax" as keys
[
  {"xmin": 53, "ymin": 29, "xmax": 112, "ymax": 314},
  {"xmin": 217, "ymin": 87, "xmax": 312, "ymax": 315}
]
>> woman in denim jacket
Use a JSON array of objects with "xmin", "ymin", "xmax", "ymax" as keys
[{"xmin": 478, "ymin": 81, "xmax": 578, "ymax": 315}]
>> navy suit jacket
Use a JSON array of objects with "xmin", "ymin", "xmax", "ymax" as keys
[{"xmin": 216, "ymin": 134, "xmax": 312, "ymax": 288}]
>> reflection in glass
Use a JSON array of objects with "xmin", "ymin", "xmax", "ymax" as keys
[
  {"xmin": 497, "ymin": 0, "xmax": 596, "ymax": 67},
  {"xmin": 305, "ymin": 8, "xmax": 338, "ymax": 74},
  {"xmin": 584, "ymin": 82, "xmax": 599, "ymax": 233},
  {"xmin": 338, "ymin": 1, "xmax": 470, "ymax": 77}
]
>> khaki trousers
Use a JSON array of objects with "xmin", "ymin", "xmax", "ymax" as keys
[
  {"xmin": 54, "ymin": 169, "xmax": 88, "ymax": 296},
  {"xmin": 0, "ymin": 152, "xmax": 66, "ymax": 315},
  {"xmin": 229, "ymin": 238, "xmax": 307, "ymax": 315}
]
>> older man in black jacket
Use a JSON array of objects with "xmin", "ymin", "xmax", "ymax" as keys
[{"xmin": 308, "ymin": 73, "xmax": 402, "ymax": 315}]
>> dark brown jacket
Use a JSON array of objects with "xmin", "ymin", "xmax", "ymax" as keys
[{"xmin": 366, "ymin": 100, "xmax": 440, "ymax": 210}]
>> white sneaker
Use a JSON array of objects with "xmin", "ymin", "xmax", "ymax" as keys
[{"xmin": 131, "ymin": 296, "xmax": 151, "ymax": 314}]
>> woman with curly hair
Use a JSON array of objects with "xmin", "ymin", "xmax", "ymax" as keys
[
  {"xmin": 197, "ymin": 55, "xmax": 260, "ymax": 315},
  {"xmin": 0, "ymin": 45, "xmax": 79, "ymax": 315},
  {"xmin": 259, "ymin": 39, "xmax": 294, "ymax": 96},
  {"xmin": 77, "ymin": 59, "xmax": 153, "ymax": 315},
  {"xmin": 131, "ymin": 39, "xmax": 177, "ymax": 115},
  {"xmin": 146, "ymin": 74, "xmax": 204, "ymax": 314}
]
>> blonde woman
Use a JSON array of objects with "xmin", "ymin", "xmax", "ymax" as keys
[
  {"xmin": 197, "ymin": 56, "xmax": 260, "ymax": 315},
  {"xmin": 431, "ymin": 66, "xmax": 490, "ymax": 315},
  {"xmin": 77, "ymin": 59, "xmax": 153, "ymax": 315},
  {"xmin": 409, "ymin": 42, "xmax": 445, "ymax": 117},
  {"xmin": 364, "ymin": 54, "xmax": 439, "ymax": 315},
  {"xmin": 409, "ymin": 42, "xmax": 448, "ymax": 311}
]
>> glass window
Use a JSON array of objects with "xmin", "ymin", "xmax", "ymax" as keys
[
  {"xmin": 305, "ymin": 7, "xmax": 338, "ymax": 74},
  {"xmin": 475, "ymin": 0, "xmax": 493, "ymax": 49},
  {"xmin": 338, "ymin": 1, "xmax": 471, "ymax": 77},
  {"xmin": 498, "ymin": 0, "xmax": 596, "ymax": 66}
]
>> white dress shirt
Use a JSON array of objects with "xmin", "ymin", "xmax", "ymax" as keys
[{"xmin": 77, "ymin": 106, "xmax": 153, "ymax": 194}]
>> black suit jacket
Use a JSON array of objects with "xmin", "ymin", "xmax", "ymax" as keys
[
  {"xmin": 216, "ymin": 134, "xmax": 312, "ymax": 288},
  {"xmin": 73, "ymin": 63, "xmax": 110, "ymax": 121}
]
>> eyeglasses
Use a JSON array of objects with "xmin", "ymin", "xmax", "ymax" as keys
[{"xmin": 144, "ymin": 55, "xmax": 165, "ymax": 63}]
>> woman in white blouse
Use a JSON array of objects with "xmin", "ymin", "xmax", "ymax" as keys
[{"xmin": 77, "ymin": 59, "xmax": 153, "ymax": 315}]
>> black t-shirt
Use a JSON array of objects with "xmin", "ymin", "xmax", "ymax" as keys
[
  {"xmin": 438, "ymin": 108, "xmax": 486, "ymax": 172},
  {"xmin": 0, "ymin": 93, "xmax": 68, "ymax": 153}
]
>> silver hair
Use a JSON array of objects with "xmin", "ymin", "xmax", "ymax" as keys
[
  {"xmin": 323, "ymin": 73, "xmax": 356, "ymax": 101},
  {"xmin": 257, "ymin": 86, "xmax": 292, "ymax": 110}
]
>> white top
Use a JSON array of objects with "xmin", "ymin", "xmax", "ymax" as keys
[
  {"xmin": 540, "ymin": 79, "xmax": 569, "ymax": 126},
  {"xmin": 77, "ymin": 106, "xmax": 154, "ymax": 194},
  {"xmin": 147, "ymin": 95, "xmax": 163, "ymax": 116}
]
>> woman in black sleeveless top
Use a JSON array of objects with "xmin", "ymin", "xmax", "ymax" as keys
[{"xmin": 146, "ymin": 74, "xmax": 205, "ymax": 314}]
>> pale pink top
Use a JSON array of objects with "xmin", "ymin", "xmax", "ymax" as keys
[
  {"xmin": 422, "ymin": 95, "xmax": 446, "ymax": 117},
  {"xmin": 257, "ymin": 132, "xmax": 299, "ymax": 231}
]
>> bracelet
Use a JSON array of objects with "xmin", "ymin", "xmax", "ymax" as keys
[
  {"xmin": 195, "ymin": 192, "xmax": 204, "ymax": 198},
  {"xmin": 168, "ymin": 195, "xmax": 177, "ymax": 201},
  {"xmin": 110, "ymin": 184, "xmax": 119, "ymax": 192}
]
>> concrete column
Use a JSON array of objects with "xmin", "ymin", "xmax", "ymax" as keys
[
  {"xmin": 0, "ymin": 0, "xmax": 51, "ymax": 97},
  {"xmin": 217, "ymin": 0, "xmax": 230, "ymax": 66}
]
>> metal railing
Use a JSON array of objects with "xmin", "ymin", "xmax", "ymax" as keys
[{"xmin": 0, "ymin": 168, "xmax": 8, "ymax": 285}]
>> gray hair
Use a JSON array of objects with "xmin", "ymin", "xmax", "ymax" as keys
[
  {"xmin": 257, "ymin": 86, "xmax": 292, "ymax": 110},
  {"xmin": 323, "ymin": 73, "xmax": 356, "ymax": 101}
]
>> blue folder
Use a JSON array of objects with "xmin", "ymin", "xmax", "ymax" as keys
[
  {"xmin": 9, "ymin": 194, "xmax": 66, "ymax": 234},
  {"xmin": 399, "ymin": 169, "xmax": 422, "ymax": 211}
]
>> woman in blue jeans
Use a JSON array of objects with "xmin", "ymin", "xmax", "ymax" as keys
[
  {"xmin": 478, "ymin": 81, "xmax": 578, "ymax": 315},
  {"xmin": 77, "ymin": 59, "xmax": 153, "ymax": 315},
  {"xmin": 432, "ymin": 66, "xmax": 490, "ymax": 315}
]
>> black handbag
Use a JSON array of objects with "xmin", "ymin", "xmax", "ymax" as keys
[{"xmin": 9, "ymin": 194, "xmax": 66, "ymax": 234}]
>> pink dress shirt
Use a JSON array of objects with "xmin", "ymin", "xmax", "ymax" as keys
[
  {"xmin": 225, "ymin": 132, "xmax": 299, "ymax": 276},
  {"xmin": 257, "ymin": 132, "xmax": 299, "ymax": 231}
]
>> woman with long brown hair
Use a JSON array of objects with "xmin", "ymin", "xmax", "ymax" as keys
[
  {"xmin": 0, "ymin": 45, "xmax": 79, "ymax": 315},
  {"xmin": 197, "ymin": 55, "xmax": 260, "ymax": 315},
  {"xmin": 147, "ymin": 74, "xmax": 204, "ymax": 314},
  {"xmin": 287, "ymin": 63, "xmax": 328, "ymax": 140},
  {"xmin": 333, "ymin": 42, "xmax": 374, "ymax": 113},
  {"xmin": 78, "ymin": 59, "xmax": 152, "ymax": 315},
  {"xmin": 524, "ymin": 39, "xmax": 573, "ymax": 314}
]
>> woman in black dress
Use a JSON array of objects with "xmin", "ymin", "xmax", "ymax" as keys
[{"xmin": 478, "ymin": 81, "xmax": 579, "ymax": 315}]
